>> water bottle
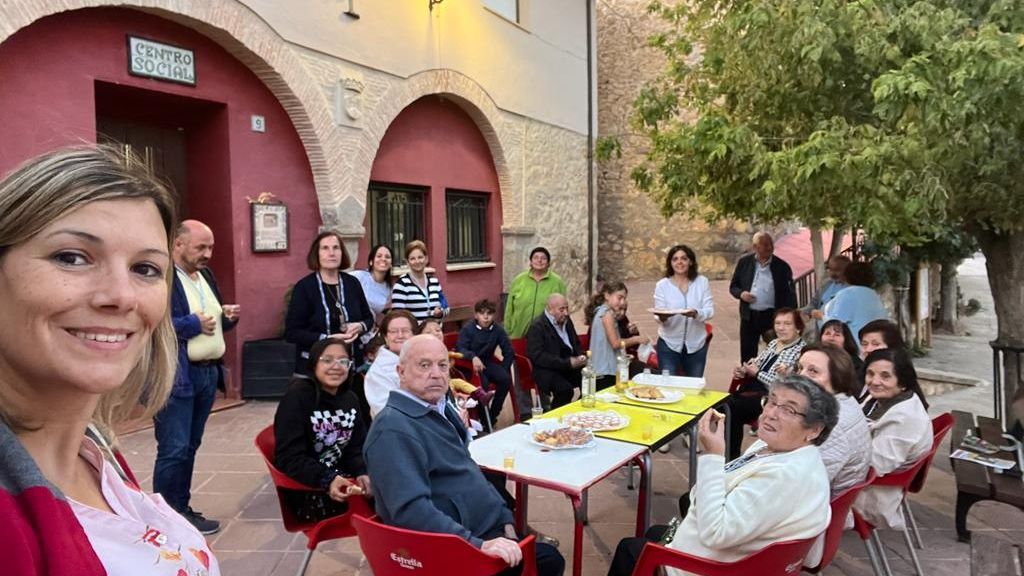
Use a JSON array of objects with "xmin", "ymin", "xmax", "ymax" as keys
[
  {"xmin": 581, "ymin": 351, "xmax": 596, "ymax": 408},
  {"xmin": 615, "ymin": 348, "xmax": 630, "ymax": 393}
]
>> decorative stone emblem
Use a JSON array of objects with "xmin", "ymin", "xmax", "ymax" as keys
[{"xmin": 339, "ymin": 76, "xmax": 365, "ymax": 120}]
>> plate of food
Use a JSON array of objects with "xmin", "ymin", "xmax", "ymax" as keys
[
  {"xmin": 529, "ymin": 426, "xmax": 596, "ymax": 449},
  {"xmin": 561, "ymin": 410, "xmax": 630, "ymax": 431},
  {"xmin": 625, "ymin": 385, "xmax": 683, "ymax": 404},
  {"xmin": 647, "ymin": 308, "xmax": 696, "ymax": 317}
]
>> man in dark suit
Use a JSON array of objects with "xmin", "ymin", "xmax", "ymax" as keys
[
  {"xmin": 729, "ymin": 232, "xmax": 796, "ymax": 362},
  {"xmin": 525, "ymin": 294, "xmax": 587, "ymax": 409}
]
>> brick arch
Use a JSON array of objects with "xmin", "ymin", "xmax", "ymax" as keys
[
  {"xmin": 0, "ymin": 0, "xmax": 341, "ymax": 215},
  {"xmin": 350, "ymin": 69, "xmax": 512, "ymax": 225}
]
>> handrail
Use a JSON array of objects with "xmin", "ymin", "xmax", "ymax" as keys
[{"xmin": 793, "ymin": 243, "xmax": 858, "ymax": 310}]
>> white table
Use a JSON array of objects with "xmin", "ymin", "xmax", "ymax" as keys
[{"xmin": 470, "ymin": 424, "xmax": 649, "ymax": 576}]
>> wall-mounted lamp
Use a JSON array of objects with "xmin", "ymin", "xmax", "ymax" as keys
[{"xmin": 429, "ymin": 0, "xmax": 444, "ymax": 11}]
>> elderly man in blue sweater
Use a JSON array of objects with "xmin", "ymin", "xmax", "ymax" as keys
[{"xmin": 365, "ymin": 335, "xmax": 564, "ymax": 576}]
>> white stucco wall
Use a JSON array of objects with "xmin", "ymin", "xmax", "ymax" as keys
[{"xmin": 239, "ymin": 0, "xmax": 590, "ymax": 135}]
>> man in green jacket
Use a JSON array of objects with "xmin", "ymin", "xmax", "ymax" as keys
[{"xmin": 504, "ymin": 247, "xmax": 567, "ymax": 339}]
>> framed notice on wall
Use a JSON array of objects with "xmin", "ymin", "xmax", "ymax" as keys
[{"xmin": 251, "ymin": 203, "xmax": 288, "ymax": 252}]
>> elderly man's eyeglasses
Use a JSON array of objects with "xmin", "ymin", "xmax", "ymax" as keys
[
  {"xmin": 318, "ymin": 356, "xmax": 352, "ymax": 368},
  {"xmin": 761, "ymin": 396, "xmax": 807, "ymax": 419}
]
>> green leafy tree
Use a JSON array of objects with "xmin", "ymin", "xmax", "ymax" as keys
[{"xmin": 634, "ymin": 0, "xmax": 1024, "ymax": 423}]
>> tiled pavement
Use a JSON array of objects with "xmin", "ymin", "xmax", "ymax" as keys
[{"xmin": 119, "ymin": 256, "xmax": 1019, "ymax": 575}]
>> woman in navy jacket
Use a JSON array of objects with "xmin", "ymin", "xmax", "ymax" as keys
[{"xmin": 285, "ymin": 231, "xmax": 373, "ymax": 375}]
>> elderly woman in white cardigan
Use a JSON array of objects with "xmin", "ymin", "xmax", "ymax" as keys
[
  {"xmin": 797, "ymin": 343, "xmax": 872, "ymax": 496},
  {"xmin": 854, "ymin": 348, "xmax": 931, "ymax": 529},
  {"xmin": 607, "ymin": 376, "xmax": 838, "ymax": 576}
]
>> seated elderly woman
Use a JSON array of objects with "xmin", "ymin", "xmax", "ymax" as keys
[
  {"xmin": 854, "ymin": 348, "xmax": 931, "ymax": 529},
  {"xmin": 819, "ymin": 319, "xmax": 864, "ymax": 375},
  {"xmin": 797, "ymin": 344, "xmax": 872, "ymax": 495},
  {"xmin": 726, "ymin": 307, "xmax": 807, "ymax": 459},
  {"xmin": 607, "ymin": 376, "xmax": 838, "ymax": 576}
]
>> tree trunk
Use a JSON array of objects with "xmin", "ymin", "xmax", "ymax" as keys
[
  {"xmin": 975, "ymin": 229, "xmax": 1024, "ymax": 426},
  {"xmin": 938, "ymin": 261, "xmax": 959, "ymax": 333},
  {"xmin": 829, "ymin": 227, "xmax": 845, "ymax": 257},
  {"xmin": 810, "ymin": 226, "xmax": 826, "ymax": 283}
]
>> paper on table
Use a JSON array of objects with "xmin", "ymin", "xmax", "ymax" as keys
[{"xmin": 951, "ymin": 448, "xmax": 1017, "ymax": 470}]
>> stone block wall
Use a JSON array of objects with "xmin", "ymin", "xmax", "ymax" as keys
[{"xmin": 596, "ymin": 0, "xmax": 757, "ymax": 282}]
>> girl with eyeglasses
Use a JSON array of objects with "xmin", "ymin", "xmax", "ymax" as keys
[{"xmin": 273, "ymin": 337, "xmax": 372, "ymax": 523}]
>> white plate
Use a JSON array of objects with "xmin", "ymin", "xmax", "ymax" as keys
[
  {"xmin": 526, "ymin": 431, "xmax": 596, "ymax": 450},
  {"xmin": 625, "ymin": 387, "xmax": 684, "ymax": 404},
  {"xmin": 560, "ymin": 411, "xmax": 631, "ymax": 432},
  {"xmin": 647, "ymin": 307, "xmax": 693, "ymax": 315},
  {"xmin": 595, "ymin": 392, "xmax": 620, "ymax": 403}
]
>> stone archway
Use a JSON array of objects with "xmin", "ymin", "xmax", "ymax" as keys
[
  {"xmin": 337, "ymin": 70, "xmax": 513, "ymax": 238},
  {"xmin": 0, "ymin": 0, "xmax": 341, "ymax": 212}
]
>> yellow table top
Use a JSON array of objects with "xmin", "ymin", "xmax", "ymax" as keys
[
  {"xmin": 613, "ymin": 387, "xmax": 729, "ymax": 415},
  {"xmin": 541, "ymin": 400, "xmax": 695, "ymax": 447}
]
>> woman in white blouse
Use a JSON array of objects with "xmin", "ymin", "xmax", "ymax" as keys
[{"xmin": 653, "ymin": 245, "xmax": 714, "ymax": 377}]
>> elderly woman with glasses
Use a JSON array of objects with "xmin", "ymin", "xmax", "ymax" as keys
[
  {"xmin": 607, "ymin": 375, "xmax": 838, "ymax": 576},
  {"xmin": 274, "ymin": 337, "xmax": 372, "ymax": 522},
  {"xmin": 364, "ymin": 310, "xmax": 418, "ymax": 418}
]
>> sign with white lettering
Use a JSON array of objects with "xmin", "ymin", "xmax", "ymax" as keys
[{"xmin": 127, "ymin": 36, "xmax": 196, "ymax": 86}]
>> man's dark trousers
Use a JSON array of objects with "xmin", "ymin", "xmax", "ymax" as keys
[
  {"xmin": 740, "ymin": 308, "xmax": 776, "ymax": 362},
  {"xmin": 153, "ymin": 363, "xmax": 218, "ymax": 512}
]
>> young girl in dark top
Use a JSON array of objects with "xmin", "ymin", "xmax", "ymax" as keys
[{"xmin": 273, "ymin": 337, "xmax": 372, "ymax": 522}]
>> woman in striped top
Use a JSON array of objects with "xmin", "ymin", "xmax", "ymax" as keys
[{"xmin": 390, "ymin": 240, "xmax": 448, "ymax": 322}]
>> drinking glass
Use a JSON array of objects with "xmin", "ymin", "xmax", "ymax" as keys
[{"xmin": 502, "ymin": 449, "xmax": 516, "ymax": 470}]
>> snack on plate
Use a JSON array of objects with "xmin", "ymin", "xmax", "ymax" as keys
[
  {"xmin": 532, "ymin": 426, "xmax": 594, "ymax": 448},
  {"xmin": 562, "ymin": 410, "xmax": 626, "ymax": 431},
  {"xmin": 630, "ymin": 385, "xmax": 665, "ymax": 400}
]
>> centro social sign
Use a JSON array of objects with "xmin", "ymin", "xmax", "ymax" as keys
[{"xmin": 128, "ymin": 36, "xmax": 196, "ymax": 86}]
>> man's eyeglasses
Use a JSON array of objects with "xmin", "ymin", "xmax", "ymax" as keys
[
  {"xmin": 318, "ymin": 356, "xmax": 352, "ymax": 368},
  {"xmin": 761, "ymin": 396, "xmax": 807, "ymax": 419}
]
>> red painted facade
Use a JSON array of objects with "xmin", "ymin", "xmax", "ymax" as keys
[
  {"xmin": 0, "ymin": 7, "xmax": 321, "ymax": 393},
  {"xmin": 364, "ymin": 96, "xmax": 504, "ymax": 312},
  {"xmin": 0, "ymin": 9, "xmax": 506, "ymax": 394}
]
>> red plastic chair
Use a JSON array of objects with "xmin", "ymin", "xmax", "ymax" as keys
[
  {"xmin": 646, "ymin": 323, "xmax": 714, "ymax": 373},
  {"xmin": 511, "ymin": 337, "xmax": 528, "ymax": 358},
  {"xmin": 578, "ymin": 332, "xmax": 590, "ymax": 352},
  {"xmin": 353, "ymin": 514, "xmax": 537, "ymax": 576},
  {"xmin": 805, "ymin": 468, "xmax": 877, "ymax": 573},
  {"xmin": 254, "ymin": 426, "xmax": 372, "ymax": 576},
  {"xmin": 630, "ymin": 535, "xmax": 817, "ymax": 576},
  {"xmin": 443, "ymin": 331, "xmax": 460, "ymax": 350},
  {"xmin": 853, "ymin": 412, "xmax": 954, "ymax": 576}
]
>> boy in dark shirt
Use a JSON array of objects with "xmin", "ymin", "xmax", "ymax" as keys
[{"xmin": 456, "ymin": 299, "xmax": 515, "ymax": 426}]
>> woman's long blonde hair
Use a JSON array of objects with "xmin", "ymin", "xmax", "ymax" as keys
[{"xmin": 0, "ymin": 145, "xmax": 179, "ymax": 438}]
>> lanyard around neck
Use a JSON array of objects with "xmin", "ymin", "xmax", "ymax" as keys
[{"xmin": 317, "ymin": 272, "xmax": 348, "ymax": 331}]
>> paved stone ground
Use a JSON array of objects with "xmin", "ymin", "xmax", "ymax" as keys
[{"xmin": 119, "ymin": 254, "xmax": 1019, "ymax": 575}]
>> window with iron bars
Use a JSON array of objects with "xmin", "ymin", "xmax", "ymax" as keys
[
  {"xmin": 368, "ymin": 184, "xmax": 426, "ymax": 266},
  {"xmin": 446, "ymin": 190, "xmax": 488, "ymax": 263}
]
